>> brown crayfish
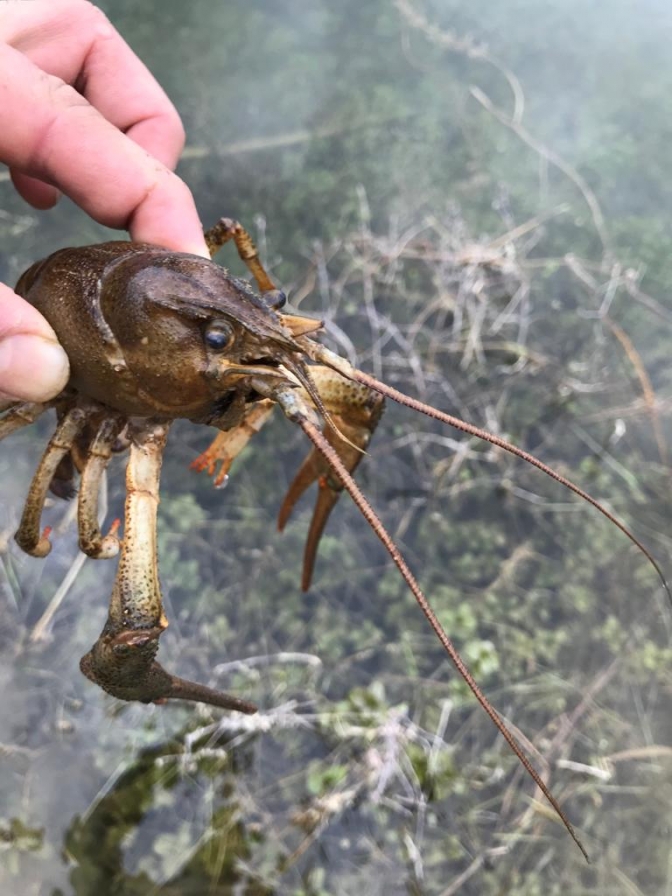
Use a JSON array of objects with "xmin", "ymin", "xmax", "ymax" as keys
[{"xmin": 1, "ymin": 218, "xmax": 669, "ymax": 859}]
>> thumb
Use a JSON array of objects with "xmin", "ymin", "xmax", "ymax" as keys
[{"xmin": 0, "ymin": 284, "xmax": 70, "ymax": 402}]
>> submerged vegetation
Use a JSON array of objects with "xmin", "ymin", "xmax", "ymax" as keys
[{"xmin": 0, "ymin": 1, "xmax": 671, "ymax": 893}]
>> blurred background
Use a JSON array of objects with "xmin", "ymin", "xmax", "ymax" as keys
[{"xmin": 1, "ymin": 1, "xmax": 671, "ymax": 893}]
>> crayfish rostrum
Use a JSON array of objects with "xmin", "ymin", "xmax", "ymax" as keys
[{"xmin": 2, "ymin": 217, "xmax": 668, "ymax": 859}]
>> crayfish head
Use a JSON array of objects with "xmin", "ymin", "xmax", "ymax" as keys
[
  {"xmin": 96, "ymin": 249, "xmax": 313, "ymax": 417},
  {"xmin": 18, "ymin": 240, "xmax": 322, "ymax": 420}
]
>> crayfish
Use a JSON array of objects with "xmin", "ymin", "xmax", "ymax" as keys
[{"xmin": 1, "ymin": 218, "xmax": 668, "ymax": 860}]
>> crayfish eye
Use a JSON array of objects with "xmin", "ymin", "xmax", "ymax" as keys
[{"xmin": 204, "ymin": 321, "xmax": 235, "ymax": 351}]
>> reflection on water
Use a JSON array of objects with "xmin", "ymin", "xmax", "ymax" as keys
[{"xmin": 1, "ymin": 1, "xmax": 672, "ymax": 893}]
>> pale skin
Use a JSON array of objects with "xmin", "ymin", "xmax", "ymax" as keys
[{"xmin": 0, "ymin": 0, "xmax": 209, "ymax": 403}]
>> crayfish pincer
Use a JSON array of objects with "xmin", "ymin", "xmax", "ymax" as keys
[{"xmin": 2, "ymin": 217, "xmax": 668, "ymax": 860}]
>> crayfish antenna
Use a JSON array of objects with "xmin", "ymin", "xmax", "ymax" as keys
[
  {"xmin": 304, "ymin": 342, "xmax": 671, "ymax": 609},
  {"xmin": 286, "ymin": 359, "xmax": 368, "ymax": 458},
  {"xmin": 269, "ymin": 383, "xmax": 589, "ymax": 861}
]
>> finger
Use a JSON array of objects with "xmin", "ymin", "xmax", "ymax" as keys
[
  {"xmin": 0, "ymin": 44, "xmax": 208, "ymax": 256},
  {"xmin": 10, "ymin": 170, "xmax": 60, "ymax": 209},
  {"xmin": 2, "ymin": 0, "xmax": 185, "ymax": 170},
  {"xmin": 0, "ymin": 283, "xmax": 70, "ymax": 402}
]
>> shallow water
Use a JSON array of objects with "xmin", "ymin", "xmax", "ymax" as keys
[{"xmin": 1, "ymin": 2, "xmax": 671, "ymax": 894}]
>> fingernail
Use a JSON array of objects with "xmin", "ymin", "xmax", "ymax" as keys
[{"xmin": 0, "ymin": 334, "xmax": 70, "ymax": 402}]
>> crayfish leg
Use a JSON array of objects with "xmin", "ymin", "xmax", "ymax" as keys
[
  {"xmin": 190, "ymin": 400, "xmax": 276, "ymax": 486},
  {"xmin": 49, "ymin": 411, "xmax": 107, "ymax": 500},
  {"xmin": 81, "ymin": 420, "xmax": 170, "ymax": 699},
  {"xmin": 77, "ymin": 415, "xmax": 125, "ymax": 559},
  {"xmin": 81, "ymin": 418, "xmax": 255, "ymax": 711},
  {"xmin": 14, "ymin": 405, "xmax": 89, "ymax": 557},
  {"xmin": 0, "ymin": 400, "xmax": 53, "ymax": 440},
  {"xmin": 204, "ymin": 217, "xmax": 285, "ymax": 309}
]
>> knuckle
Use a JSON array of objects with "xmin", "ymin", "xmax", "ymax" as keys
[
  {"xmin": 45, "ymin": 75, "xmax": 92, "ymax": 122},
  {"xmin": 47, "ymin": 74, "xmax": 84, "ymax": 106}
]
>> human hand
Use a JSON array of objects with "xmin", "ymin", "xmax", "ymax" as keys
[{"xmin": 0, "ymin": 0, "xmax": 209, "ymax": 403}]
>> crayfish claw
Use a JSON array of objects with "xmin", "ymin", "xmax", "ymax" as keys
[
  {"xmin": 163, "ymin": 674, "xmax": 258, "ymax": 714},
  {"xmin": 273, "ymin": 367, "xmax": 385, "ymax": 590}
]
